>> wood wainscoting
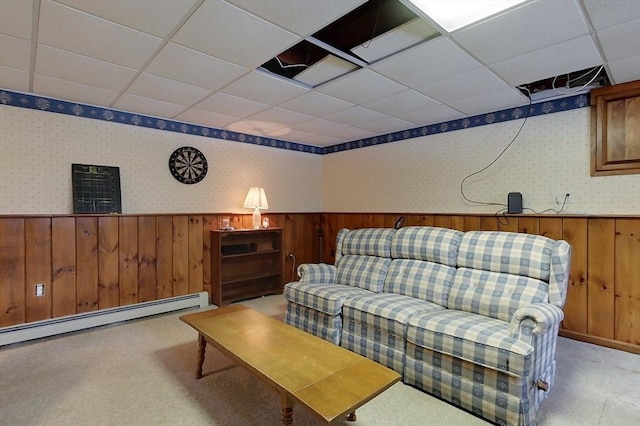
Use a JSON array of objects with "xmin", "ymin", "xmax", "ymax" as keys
[
  {"xmin": 0, "ymin": 213, "xmax": 322, "ymax": 328},
  {"xmin": 1, "ymin": 212, "xmax": 638, "ymax": 354},
  {"xmin": 320, "ymin": 213, "xmax": 640, "ymax": 354}
]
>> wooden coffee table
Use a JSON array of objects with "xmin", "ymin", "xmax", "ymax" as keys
[{"xmin": 180, "ymin": 305, "xmax": 400, "ymax": 425}]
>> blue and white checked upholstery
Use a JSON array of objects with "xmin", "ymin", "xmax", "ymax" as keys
[
  {"xmin": 342, "ymin": 293, "xmax": 445, "ymax": 374},
  {"xmin": 284, "ymin": 228, "xmax": 395, "ymax": 344},
  {"xmin": 284, "ymin": 226, "xmax": 571, "ymax": 426},
  {"xmin": 391, "ymin": 226, "xmax": 463, "ymax": 266}
]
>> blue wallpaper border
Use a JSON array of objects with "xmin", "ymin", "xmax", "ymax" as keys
[{"xmin": 0, "ymin": 89, "xmax": 589, "ymax": 156}]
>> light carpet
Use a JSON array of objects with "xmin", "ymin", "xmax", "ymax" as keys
[{"xmin": 1, "ymin": 295, "xmax": 638, "ymax": 426}]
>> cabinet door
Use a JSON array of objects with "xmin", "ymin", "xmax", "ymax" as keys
[{"xmin": 590, "ymin": 80, "xmax": 640, "ymax": 176}]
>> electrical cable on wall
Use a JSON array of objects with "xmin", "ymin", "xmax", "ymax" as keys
[{"xmin": 459, "ymin": 91, "xmax": 533, "ymax": 212}]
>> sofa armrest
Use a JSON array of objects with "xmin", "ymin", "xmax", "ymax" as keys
[
  {"xmin": 510, "ymin": 304, "xmax": 564, "ymax": 339},
  {"xmin": 297, "ymin": 263, "xmax": 337, "ymax": 283}
]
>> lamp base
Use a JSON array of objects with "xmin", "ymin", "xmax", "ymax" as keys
[{"xmin": 252, "ymin": 208, "xmax": 261, "ymax": 229}]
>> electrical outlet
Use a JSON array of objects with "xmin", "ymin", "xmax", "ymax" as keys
[
  {"xmin": 554, "ymin": 191, "xmax": 575, "ymax": 204},
  {"xmin": 35, "ymin": 283, "xmax": 45, "ymax": 297}
]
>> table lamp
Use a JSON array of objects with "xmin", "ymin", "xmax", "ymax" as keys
[{"xmin": 243, "ymin": 187, "xmax": 268, "ymax": 229}]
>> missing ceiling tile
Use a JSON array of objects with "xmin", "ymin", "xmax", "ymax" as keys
[{"xmin": 517, "ymin": 66, "xmax": 611, "ymax": 99}]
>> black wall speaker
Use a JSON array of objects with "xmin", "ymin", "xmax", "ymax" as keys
[{"xmin": 508, "ymin": 192, "xmax": 523, "ymax": 214}]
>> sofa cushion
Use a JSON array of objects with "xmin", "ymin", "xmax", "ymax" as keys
[
  {"xmin": 342, "ymin": 228, "xmax": 395, "ymax": 257},
  {"xmin": 391, "ymin": 226, "xmax": 463, "ymax": 266},
  {"xmin": 337, "ymin": 255, "xmax": 392, "ymax": 292},
  {"xmin": 343, "ymin": 293, "xmax": 445, "ymax": 338},
  {"xmin": 407, "ymin": 310, "xmax": 534, "ymax": 377},
  {"xmin": 384, "ymin": 259, "xmax": 457, "ymax": 305},
  {"xmin": 457, "ymin": 231, "xmax": 554, "ymax": 281},
  {"xmin": 448, "ymin": 267, "xmax": 548, "ymax": 322},
  {"xmin": 284, "ymin": 282, "xmax": 372, "ymax": 316}
]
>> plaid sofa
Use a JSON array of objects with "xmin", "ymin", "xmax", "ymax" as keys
[{"xmin": 284, "ymin": 226, "xmax": 571, "ymax": 426}]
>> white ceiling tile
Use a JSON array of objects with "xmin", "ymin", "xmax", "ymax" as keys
[
  {"xmin": 323, "ymin": 105, "xmax": 389, "ymax": 126},
  {"xmin": 174, "ymin": 108, "xmax": 239, "ymax": 128},
  {"xmin": 363, "ymin": 90, "xmax": 439, "ymax": 116},
  {"xmin": 127, "ymin": 72, "xmax": 212, "ymax": 106},
  {"xmin": 195, "ymin": 92, "xmax": 270, "ymax": 118},
  {"xmin": 225, "ymin": 0, "xmax": 366, "ymax": 36},
  {"xmin": 294, "ymin": 55, "xmax": 358, "ymax": 86},
  {"xmin": 278, "ymin": 129, "xmax": 341, "ymax": 146},
  {"xmin": 371, "ymin": 37, "xmax": 479, "ymax": 88},
  {"xmin": 331, "ymin": 127, "xmax": 376, "ymax": 141},
  {"xmin": 33, "ymin": 73, "xmax": 120, "ymax": 106},
  {"xmin": 0, "ymin": 0, "xmax": 32, "ymax": 40},
  {"xmin": 38, "ymin": 0, "xmax": 163, "ymax": 69},
  {"xmin": 446, "ymin": 88, "xmax": 528, "ymax": 116},
  {"xmin": 172, "ymin": 0, "xmax": 299, "ymax": 68},
  {"xmin": 36, "ymin": 44, "xmax": 137, "ymax": 91},
  {"xmin": 293, "ymin": 117, "xmax": 351, "ymax": 136},
  {"xmin": 226, "ymin": 119, "xmax": 290, "ymax": 138},
  {"xmin": 358, "ymin": 116, "xmax": 416, "ymax": 133},
  {"xmin": 491, "ymin": 35, "xmax": 602, "ymax": 86},
  {"xmin": 247, "ymin": 107, "xmax": 313, "ymax": 126},
  {"xmin": 278, "ymin": 92, "xmax": 353, "ymax": 117},
  {"xmin": 0, "ymin": 34, "xmax": 31, "ymax": 71},
  {"xmin": 221, "ymin": 70, "xmax": 308, "ymax": 105},
  {"xmin": 0, "ymin": 66, "xmax": 29, "ymax": 91},
  {"xmin": 598, "ymin": 19, "xmax": 640, "ymax": 62},
  {"xmin": 452, "ymin": 0, "xmax": 589, "ymax": 64},
  {"xmin": 416, "ymin": 67, "xmax": 509, "ymax": 103},
  {"xmin": 113, "ymin": 93, "xmax": 187, "ymax": 118},
  {"xmin": 146, "ymin": 42, "xmax": 249, "ymax": 91},
  {"xmin": 583, "ymin": 0, "xmax": 640, "ymax": 30},
  {"xmin": 607, "ymin": 55, "xmax": 640, "ymax": 84},
  {"xmin": 399, "ymin": 104, "xmax": 464, "ymax": 126},
  {"xmin": 54, "ymin": 0, "xmax": 199, "ymax": 38},
  {"xmin": 316, "ymin": 69, "xmax": 407, "ymax": 104},
  {"xmin": 351, "ymin": 18, "xmax": 440, "ymax": 63}
]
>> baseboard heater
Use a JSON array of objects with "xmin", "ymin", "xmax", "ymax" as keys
[{"xmin": 0, "ymin": 292, "xmax": 209, "ymax": 346}]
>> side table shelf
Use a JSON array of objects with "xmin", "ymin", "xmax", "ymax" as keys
[{"xmin": 211, "ymin": 228, "xmax": 284, "ymax": 306}]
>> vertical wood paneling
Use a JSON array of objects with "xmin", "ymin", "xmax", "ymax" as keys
[
  {"xmin": 188, "ymin": 215, "xmax": 203, "ymax": 295},
  {"xmin": 156, "ymin": 216, "xmax": 173, "ymax": 299},
  {"xmin": 562, "ymin": 218, "xmax": 588, "ymax": 333},
  {"xmin": 614, "ymin": 218, "xmax": 640, "ymax": 345},
  {"xmin": 25, "ymin": 218, "xmax": 52, "ymax": 322},
  {"xmin": 449, "ymin": 216, "xmax": 465, "ymax": 231},
  {"xmin": 172, "ymin": 216, "xmax": 189, "ymax": 296},
  {"xmin": 118, "ymin": 216, "xmax": 138, "ymax": 306},
  {"xmin": 480, "ymin": 216, "xmax": 500, "ymax": 231},
  {"xmin": 539, "ymin": 217, "xmax": 563, "ymax": 240},
  {"xmin": 98, "ymin": 217, "xmax": 119, "ymax": 309},
  {"xmin": 587, "ymin": 219, "xmax": 615, "ymax": 338},
  {"xmin": 384, "ymin": 214, "xmax": 399, "ymax": 228},
  {"xmin": 138, "ymin": 216, "xmax": 157, "ymax": 303},
  {"xmin": 433, "ymin": 215, "xmax": 449, "ymax": 228},
  {"xmin": 518, "ymin": 217, "xmax": 539, "ymax": 234},
  {"xmin": 76, "ymin": 217, "xmax": 98, "ymax": 313},
  {"xmin": 0, "ymin": 218, "xmax": 25, "ymax": 326},
  {"xmin": 51, "ymin": 217, "xmax": 76, "ymax": 317},
  {"xmin": 202, "ymin": 215, "xmax": 217, "ymax": 301}
]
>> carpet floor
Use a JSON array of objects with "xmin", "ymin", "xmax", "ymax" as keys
[{"xmin": 1, "ymin": 295, "xmax": 638, "ymax": 425}]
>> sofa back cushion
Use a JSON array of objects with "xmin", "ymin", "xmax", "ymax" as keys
[
  {"xmin": 336, "ymin": 228, "xmax": 395, "ymax": 292},
  {"xmin": 457, "ymin": 231, "xmax": 555, "ymax": 281},
  {"xmin": 384, "ymin": 259, "xmax": 456, "ymax": 305},
  {"xmin": 391, "ymin": 226, "xmax": 463, "ymax": 266},
  {"xmin": 337, "ymin": 255, "xmax": 391, "ymax": 292},
  {"xmin": 447, "ymin": 268, "xmax": 548, "ymax": 322}
]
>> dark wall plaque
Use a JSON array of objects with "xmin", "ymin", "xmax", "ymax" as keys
[{"xmin": 72, "ymin": 163, "xmax": 122, "ymax": 214}]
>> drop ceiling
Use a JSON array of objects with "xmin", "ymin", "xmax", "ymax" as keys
[{"xmin": 0, "ymin": 0, "xmax": 638, "ymax": 147}]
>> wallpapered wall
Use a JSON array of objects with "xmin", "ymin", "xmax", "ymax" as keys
[
  {"xmin": 0, "ymin": 105, "xmax": 323, "ymax": 214},
  {"xmin": 323, "ymin": 108, "xmax": 640, "ymax": 214},
  {"xmin": 2, "ymin": 104, "xmax": 639, "ymax": 216}
]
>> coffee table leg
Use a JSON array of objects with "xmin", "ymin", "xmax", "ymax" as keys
[
  {"xmin": 347, "ymin": 411, "xmax": 357, "ymax": 421},
  {"xmin": 280, "ymin": 393, "xmax": 294, "ymax": 425},
  {"xmin": 196, "ymin": 334, "xmax": 206, "ymax": 379}
]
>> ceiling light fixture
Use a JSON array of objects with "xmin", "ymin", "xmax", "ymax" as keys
[{"xmin": 405, "ymin": 0, "xmax": 527, "ymax": 31}]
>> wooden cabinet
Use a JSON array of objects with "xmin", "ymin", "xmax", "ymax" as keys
[
  {"xmin": 590, "ymin": 80, "xmax": 640, "ymax": 176},
  {"xmin": 210, "ymin": 228, "xmax": 283, "ymax": 307}
]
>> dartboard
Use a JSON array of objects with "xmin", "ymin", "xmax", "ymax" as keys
[{"xmin": 168, "ymin": 146, "xmax": 208, "ymax": 184}]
